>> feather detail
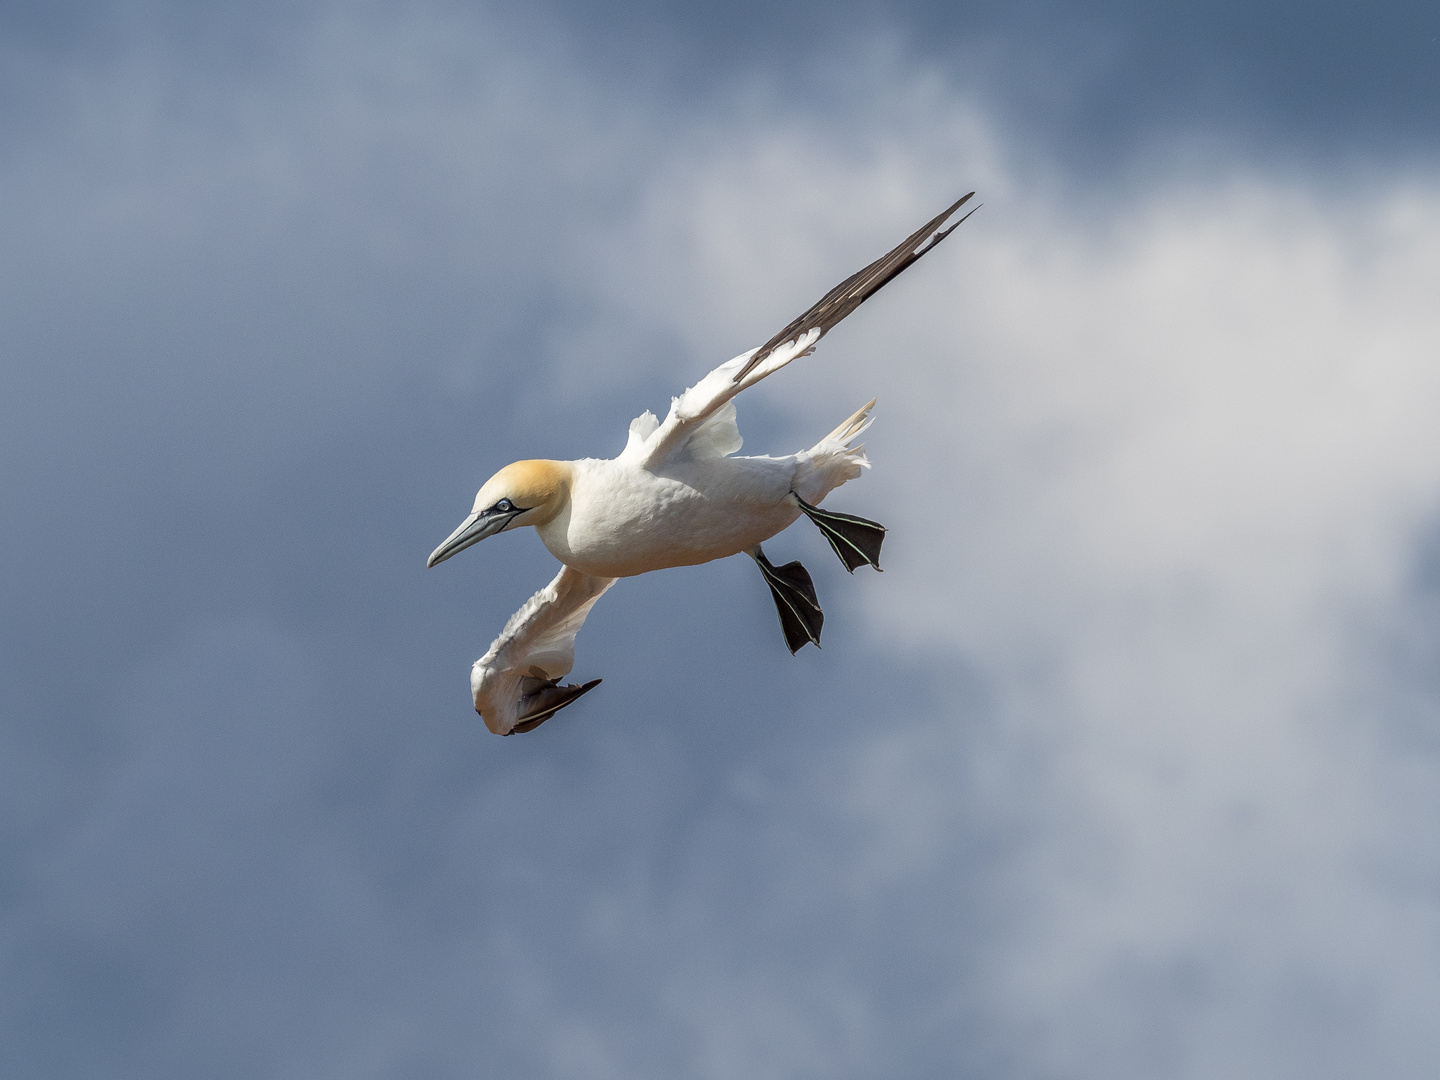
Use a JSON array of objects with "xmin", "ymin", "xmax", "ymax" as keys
[
  {"xmin": 679, "ymin": 399, "xmax": 743, "ymax": 459},
  {"xmin": 621, "ymin": 410, "xmax": 660, "ymax": 459},
  {"xmin": 791, "ymin": 399, "xmax": 876, "ymax": 505}
]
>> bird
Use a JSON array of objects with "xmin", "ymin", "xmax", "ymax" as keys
[{"xmin": 428, "ymin": 192, "xmax": 977, "ymax": 735}]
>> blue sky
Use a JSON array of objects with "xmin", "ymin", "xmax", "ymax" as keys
[{"xmin": 4, "ymin": 2, "xmax": 1440, "ymax": 1077}]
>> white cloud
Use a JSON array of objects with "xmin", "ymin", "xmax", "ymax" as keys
[
  {"xmin": 581, "ymin": 89, "xmax": 1440, "ymax": 1078},
  {"xmin": 10, "ymin": 9, "xmax": 1440, "ymax": 1077}
]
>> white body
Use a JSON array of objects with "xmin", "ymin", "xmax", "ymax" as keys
[{"xmin": 538, "ymin": 451, "xmax": 849, "ymax": 578}]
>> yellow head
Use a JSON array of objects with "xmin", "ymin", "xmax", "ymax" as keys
[{"xmin": 427, "ymin": 459, "xmax": 572, "ymax": 568}]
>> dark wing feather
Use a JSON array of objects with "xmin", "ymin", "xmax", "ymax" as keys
[{"xmin": 733, "ymin": 191, "xmax": 978, "ymax": 383}]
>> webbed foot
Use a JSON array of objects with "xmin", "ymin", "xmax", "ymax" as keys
[
  {"xmin": 790, "ymin": 492, "xmax": 886, "ymax": 572},
  {"xmin": 751, "ymin": 545, "xmax": 823, "ymax": 654}
]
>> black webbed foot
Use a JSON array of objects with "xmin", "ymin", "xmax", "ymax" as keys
[
  {"xmin": 751, "ymin": 545, "xmax": 823, "ymax": 654},
  {"xmin": 790, "ymin": 492, "xmax": 887, "ymax": 572}
]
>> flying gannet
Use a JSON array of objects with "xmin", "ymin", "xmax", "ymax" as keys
[{"xmin": 429, "ymin": 192, "xmax": 977, "ymax": 734}]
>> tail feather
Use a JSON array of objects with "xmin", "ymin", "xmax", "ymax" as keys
[
  {"xmin": 821, "ymin": 397, "xmax": 876, "ymax": 447},
  {"xmin": 793, "ymin": 398, "xmax": 876, "ymax": 506}
]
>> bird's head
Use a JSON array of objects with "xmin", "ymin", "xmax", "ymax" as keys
[{"xmin": 427, "ymin": 459, "xmax": 572, "ymax": 568}]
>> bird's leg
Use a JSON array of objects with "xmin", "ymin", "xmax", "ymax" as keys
[
  {"xmin": 505, "ymin": 675, "xmax": 603, "ymax": 734},
  {"xmin": 749, "ymin": 545, "xmax": 824, "ymax": 654},
  {"xmin": 789, "ymin": 492, "xmax": 887, "ymax": 573}
]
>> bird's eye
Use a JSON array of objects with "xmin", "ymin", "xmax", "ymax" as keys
[{"xmin": 495, "ymin": 499, "xmax": 514, "ymax": 513}]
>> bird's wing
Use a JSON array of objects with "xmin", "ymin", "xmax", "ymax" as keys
[
  {"xmin": 471, "ymin": 565, "xmax": 617, "ymax": 735},
  {"xmin": 625, "ymin": 192, "xmax": 976, "ymax": 470}
]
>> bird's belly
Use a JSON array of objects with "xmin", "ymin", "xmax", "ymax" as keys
[{"xmin": 539, "ymin": 463, "xmax": 799, "ymax": 577}]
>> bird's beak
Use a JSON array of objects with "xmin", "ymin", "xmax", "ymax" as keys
[{"xmin": 427, "ymin": 509, "xmax": 517, "ymax": 567}]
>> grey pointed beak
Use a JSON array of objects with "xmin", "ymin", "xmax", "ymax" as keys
[{"xmin": 427, "ymin": 510, "xmax": 515, "ymax": 568}]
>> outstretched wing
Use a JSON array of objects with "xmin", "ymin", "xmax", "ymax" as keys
[
  {"xmin": 735, "ymin": 191, "xmax": 976, "ymax": 382},
  {"xmin": 625, "ymin": 192, "xmax": 976, "ymax": 471},
  {"xmin": 471, "ymin": 565, "xmax": 617, "ymax": 735}
]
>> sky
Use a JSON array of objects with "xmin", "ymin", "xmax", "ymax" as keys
[{"xmin": 3, "ymin": 1, "xmax": 1440, "ymax": 1077}]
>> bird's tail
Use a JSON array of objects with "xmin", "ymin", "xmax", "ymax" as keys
[
  {"xmin": 821, "ymin": 397, "xmax": 876, "ymax": 447},
  {"xmin": 793, "ymin": 398, "xmax": 875, "ymax": 504}
]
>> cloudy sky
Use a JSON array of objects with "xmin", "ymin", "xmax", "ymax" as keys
[{"xmin": 4, "ymin": 2, "xmax": 1440, "ymax": 1077}]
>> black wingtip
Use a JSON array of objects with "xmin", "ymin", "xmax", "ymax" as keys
[
  {"xmin": 508, "ymin": 677, "xmax": 604, "ymax": 734},
  {"xmin": 947, "ymin": 191, "xmax": 977, "ymax": 215},
  {"xmin": 734, "ymin": 190, "xmax": 978, "ymax": 383}
]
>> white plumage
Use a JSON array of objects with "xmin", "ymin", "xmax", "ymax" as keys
[{"xmin": 428, "ymin": 193, "xmax": 976, "ymax": 734}]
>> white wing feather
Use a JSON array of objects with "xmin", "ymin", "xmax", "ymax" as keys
[
  {"xmin": 620, "ymin": 327, "xmax": 821, "ymax": 469},
  {"xmin": 616, "ymin": 193, "xmax": 976, "ymax": 471},
  {"xmin": 471, "ymin": 566, "xmax": 616, "ymax": 735}
]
